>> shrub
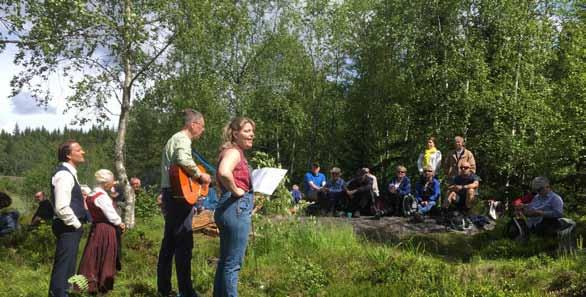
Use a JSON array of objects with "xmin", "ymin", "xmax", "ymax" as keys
[
  {"xmin": 0, "ymin": 223, "xmax": 56, "ymax": 267},
  {"xmin": 134, "ymin": 186, "xmax": 161, "ymax": 218}
]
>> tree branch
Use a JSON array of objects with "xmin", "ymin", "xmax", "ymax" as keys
[
  {"xmin": 81, "ymin": 56, "xmax": 120, "ymax": 83},
  {"xmin": 129, "ymin": 32, "xmax": 176, "ymax": 86}
]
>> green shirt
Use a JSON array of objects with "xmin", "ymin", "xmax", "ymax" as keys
[{"xmin": 160, "ymin": 131, "xmax": 200, "ymax": 188}]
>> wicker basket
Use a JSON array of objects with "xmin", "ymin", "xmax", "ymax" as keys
[{"xmin": 192, "ymin": 209, "xmax": 215, "ymax": 231}]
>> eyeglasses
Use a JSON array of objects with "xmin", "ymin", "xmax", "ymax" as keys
[{"xmin": 460, "ymin": 166, "xmax": 470, "ymax": 170}]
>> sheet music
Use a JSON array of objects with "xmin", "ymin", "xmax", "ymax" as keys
[{"xmin": 251, "ymin": 168, "xmax": 288, "ymax": 195}]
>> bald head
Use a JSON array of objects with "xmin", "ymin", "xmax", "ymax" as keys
[{"xmin": 34, "ymin": 191, "xmax": 45, "ymax": 202}]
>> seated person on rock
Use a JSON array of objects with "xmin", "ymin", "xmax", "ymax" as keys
[
  {"xmin": 320, "ymin": 167, "xmax": 346, "ymax": 216},
  {"xmin": 344, "ymin": 168, "xmax": 374, "ymax": 218},
  {"xmin": 443, "ymin": 161, "xmax": 479, "ymax": 215},
  {"xmin": 521, "ymin": 176, "xmax": 564, "ymax": 236},
  {"xmin": 364, "ymin": 167, "xmax": 380, "ymax": 201},
  {"xmin": 386, "ymin": 165, "xmax": 411, "ymax": 216},
  {"xmin": 304, "ymin": 162, "xmax": 326, "ymax": 202},
  {"xmin": 414, "ymin": 165, "xmax": 440, "ymax": 218},
  {"xmin": 0, "ymin": 192, "xmax": 20, "ymax": 236},
  {"xmin": 374, "ymin": 165, "xmax": 411, "ymax": 219}
]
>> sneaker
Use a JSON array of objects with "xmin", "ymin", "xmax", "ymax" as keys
[{"xmin": 352, "ymin": 211, "xmax": 361, "ymax": 218}]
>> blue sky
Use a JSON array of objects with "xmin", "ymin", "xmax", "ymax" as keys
[{"xmin": 0, "ymin": 45, "xmax": 116, "ymax": 133}]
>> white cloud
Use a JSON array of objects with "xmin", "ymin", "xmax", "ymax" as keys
[
  {"xmin": 0, "ymin": 45, "xmax": 118, "ymax": 133},
  {"xmin": 11, "ymin": 91, "xmax": 57, "ymax": 115}
]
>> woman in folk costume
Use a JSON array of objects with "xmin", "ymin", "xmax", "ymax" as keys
[
  {"xmin": 78, "ymin": 169, "xmax": 126, "ymax": 294},
  {"xmin": 417, "ymin": 136, "xmax": 442, "ymax": 176}
]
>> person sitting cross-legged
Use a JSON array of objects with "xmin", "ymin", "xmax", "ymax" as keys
[
  {"xmin": 412, "ymin": 166, "xmax": 440, "ymax": 222},
  {"xmin": 443, "ymin": 161, "xmax": 479, "ymax": 215}
]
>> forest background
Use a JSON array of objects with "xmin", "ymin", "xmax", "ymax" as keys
[
  {"xmin": 0, "ymin": 1, "xmax": 585, "ymax": 296},
  {"xmin": 0, "ymin": 0, "xmax": 583, "ymax": 216}
]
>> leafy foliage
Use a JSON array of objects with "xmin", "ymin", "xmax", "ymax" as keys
[{"xmin": 133, "ymin": 186, "xmax": 161, "ymax": 219}]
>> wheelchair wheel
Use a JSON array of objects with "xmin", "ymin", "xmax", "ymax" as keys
[{"xmin": 401, "ymin": 194, "xmax": 418, "ymax": 217}]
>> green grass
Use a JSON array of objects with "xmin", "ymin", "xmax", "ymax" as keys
[{"xmin": 1, "ymin": 214, "xmax": 585, "ymax": 297}]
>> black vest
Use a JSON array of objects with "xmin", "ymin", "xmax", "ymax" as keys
[{"xmin": 50, "ymin": 164, "xmax": 86, "ymax": 222}]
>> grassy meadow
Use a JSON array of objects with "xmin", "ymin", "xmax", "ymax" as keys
[{"xmin": 2, "ymin": 206, "xmax": 586, "ymax": 297}]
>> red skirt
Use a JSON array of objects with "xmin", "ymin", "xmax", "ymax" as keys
[{"xmin": 78, "ymin": 222, "xmax": 118, "ymax": 293}]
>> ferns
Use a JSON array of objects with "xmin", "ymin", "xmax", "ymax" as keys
[{"xmin": 68, "ymin": 274, "xmax": 89, "ymax": 292}]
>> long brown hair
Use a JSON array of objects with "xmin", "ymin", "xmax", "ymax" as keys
[{"xmin": 220, "ymin": 117, "xmax": 256, "ymax": 151}]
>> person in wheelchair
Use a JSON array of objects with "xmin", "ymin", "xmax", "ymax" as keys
[
  {"xmin": 522, "ymin": 176, "xmax": 564, "ymax": 236},
  {"xmin": 412, "ymin": 166, "xmax": 440, "ymax": 222}
]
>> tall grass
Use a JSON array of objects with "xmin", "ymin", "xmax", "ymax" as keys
[{"xmin": 1, "ymin": 215, "xmax": 585, "ymax": 296}]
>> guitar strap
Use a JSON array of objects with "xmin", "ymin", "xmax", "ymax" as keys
[{"xmin": 192, "ymin": 149, "xmax": 216, "ymax": 176}]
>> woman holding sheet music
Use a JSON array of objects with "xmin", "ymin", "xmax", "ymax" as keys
[{"xmin": 213, "ymin": 117, "xmax": 256, "ymax": 297}]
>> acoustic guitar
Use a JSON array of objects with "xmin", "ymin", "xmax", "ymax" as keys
[{"xmin": 169, "ymin": 164, "xmax": 210, "ymax": 205}]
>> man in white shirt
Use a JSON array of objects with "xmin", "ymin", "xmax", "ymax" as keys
[{"xmin": 49, "ymin": 140, "xmax": 87, "ymax": 297}]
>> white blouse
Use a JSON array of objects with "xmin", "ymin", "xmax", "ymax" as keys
[{"xmin": 92, "ymin": 187, "xmax": 123, "ymax": 226}]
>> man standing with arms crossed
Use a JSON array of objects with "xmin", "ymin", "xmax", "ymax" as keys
[
  {"xmin": 49, "ymin": 140, "xmax": 87, "ymax": 297},
  {"xmin": 157, "ymin": 109, "xmax": 211, "ymax": 297}
]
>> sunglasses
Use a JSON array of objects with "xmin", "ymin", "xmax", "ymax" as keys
[
  {"xmin": 460, "ymin": 166, "xmax": 470, "ymax": 170},
  {"xmin": 397, "ymin": 171, "xmax": 406, "ymax": 173},
  {"xmin": 424, "ymin": 170, "xmax": 433, "ymax": 173}
]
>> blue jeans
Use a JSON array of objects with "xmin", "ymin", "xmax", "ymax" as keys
[
  {"xmin": 157, "ymin": 188, "xmax": 197, "ymax": 297},
  {"xmin": 417, "ymin": 201, "xmax": 436, "ymax": 215},
  {"xmin": 213, "ymin": 191, "xmax": 253, "ymax": 297}
]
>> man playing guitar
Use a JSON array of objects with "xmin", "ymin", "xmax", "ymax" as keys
[{"xmin": 157, "ymin": 109, "xmax": 211, "ymax": 297}]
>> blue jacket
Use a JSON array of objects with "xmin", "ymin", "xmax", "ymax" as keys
[
  {"xmin": 388, "ymin": 176, "xmax": 411, "ymax": 197},
  {"xmin": 0, "ymin": 210, "xmax": 19, "ymax": 236},
  {"xmin": 415, "ymin": 178, "xmax": 440, "ymax": 202}
]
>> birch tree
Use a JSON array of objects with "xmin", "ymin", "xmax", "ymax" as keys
[{"xmin": 0, "ymin": 0, "xmax": 178, "ymax": 228}]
